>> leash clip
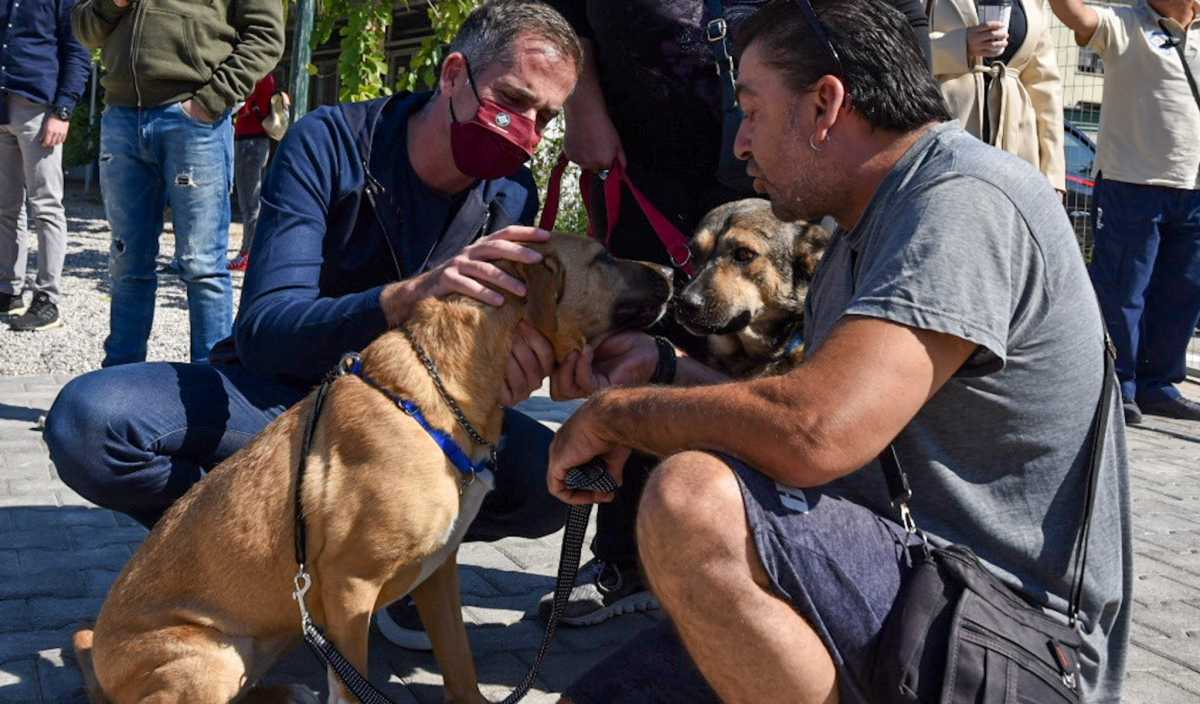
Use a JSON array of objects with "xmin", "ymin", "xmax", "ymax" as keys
[
  {"xmin": 670, "ymin": 246, "xmax": 693, "ymax": 273},
  {"xmin": 292, "ymin": 567, "xmax": 313, "ymax": 627},
  {"xmin": 899, "ymin": 503, "xmax": 918, "ymax": 535}
]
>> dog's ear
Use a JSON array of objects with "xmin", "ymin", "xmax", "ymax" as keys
[
  {"xmin": 523, "ymin": 252, "xmax": 578, "ymax": 359},
  {"xmin": 791, "ymin": 222, "xmax": 831, "ymax": 284}
]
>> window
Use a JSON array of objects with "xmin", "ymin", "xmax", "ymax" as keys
[{"xmin": 1077, "ymin": 47, "xmax": 1104, "ymax": 74}]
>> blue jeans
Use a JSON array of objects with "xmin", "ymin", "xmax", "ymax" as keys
[
  {"xmin": 46, "ymin": 362, "xmax": 566, "ymax": 537},
  {"xmin": 1090, "ymin": 177, "xmax": 1200, "ymax": 404},
  {"xmin": 99, "ymin": 104, "xmax": 235, "ymax": 366}
]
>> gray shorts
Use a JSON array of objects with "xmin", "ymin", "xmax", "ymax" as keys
[{"xmin": 565, "ymin": 455, "xmax": 912, "ymax": 704}]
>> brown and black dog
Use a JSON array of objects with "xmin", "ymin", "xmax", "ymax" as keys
[
  {"xmin": 72, "ymin": 234, "xmax": 672, "ymax": 704},
  {"xmin": 674, "ymin": 198, "xmax": 832, "ymax": 378}
]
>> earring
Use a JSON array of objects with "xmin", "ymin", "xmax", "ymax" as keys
[{"xmin": 808, "ymin": 133, "xmax": 824, "ymax": 152}]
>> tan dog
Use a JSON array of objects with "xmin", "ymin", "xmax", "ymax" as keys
[
  {"xmin": 72, "ymin": 234, "xmax": 672, "ymax": 704},
  {"xmin": 674, "ymin": 198, "xmax": 831, "ymax": 378}
]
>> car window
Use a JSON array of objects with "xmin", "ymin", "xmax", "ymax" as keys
[{"xmin": 1064, "ymin": 130, "xmax": 1094, "ymax": 180}]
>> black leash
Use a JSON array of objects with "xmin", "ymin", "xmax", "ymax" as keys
[
  {"xmin": 290, "ymin": 351, "xmax": 617, "ymax": 703},
  {"xmin": 499, "ymin": 460, "xmax": 617, "ymax": 704},
  {"xmin": 292, "ymin": 360, "xmax": 398, "ymax": 704}
]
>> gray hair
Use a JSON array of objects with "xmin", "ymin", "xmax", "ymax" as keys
[{"xmin": 447, "ymin": 0, "xmax": 582, "ymax": 76}]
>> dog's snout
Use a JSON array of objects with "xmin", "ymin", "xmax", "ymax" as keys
[{"xmin": 675, "ymin": 289, "xmax": 704, "ymax": 317}]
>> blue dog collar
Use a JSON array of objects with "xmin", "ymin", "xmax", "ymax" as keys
[{"xmin": 339, "ymin": 354, "xmax": 494, "ymax": 479}]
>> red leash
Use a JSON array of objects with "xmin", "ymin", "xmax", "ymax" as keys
[{"xmin": 539, "ymin": 153, "xmax": 695, "ymax": 277}]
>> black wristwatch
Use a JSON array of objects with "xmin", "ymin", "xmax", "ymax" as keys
[
  {"xmin": 52, "ymin": 105, "xmax": 71, "ymax": 121},
  {"xmin": 648, "ymin": 335, "xmax": 677, "ymax": 385}
]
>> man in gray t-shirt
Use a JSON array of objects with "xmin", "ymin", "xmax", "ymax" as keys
[
  {"xmin": 543, "ymin": 1, "xmax": 1131, "ymax": 703},
  {"xmin": 809, "ymin": 122, "xmax": 1132, "ymax": 701}
]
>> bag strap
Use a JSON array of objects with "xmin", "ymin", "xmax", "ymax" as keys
[
  {"xmin": 879, "ymin": 336, "xmax": 1118, "ymax": 627},
  {"xmin": 1066, "ymin": 335, "xmax": 1117, "ymax": 626},
  {"xmin": 702, "ymin": 0, "xmax": 739, "ymax": 113},
  {"xmin": 539, "ymin": 153, "xmax": 696, "ymax": 276},
  {"xmin": 1160, "ymin": 20, "xmax": 1200, "ymax": 114}
]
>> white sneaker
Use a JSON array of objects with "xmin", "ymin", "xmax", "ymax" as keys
[{"xmin": 374, "ymin": 597, "xmax": 433, "ymax": 651}]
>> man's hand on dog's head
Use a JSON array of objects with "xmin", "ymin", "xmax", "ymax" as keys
[
  {"xmin": 380, "ymin": 226, "xmax": 551, "ymax": 326},
  {"xmin": 549, "ymin": 331, "xmax": 659, "ymax": 401}
]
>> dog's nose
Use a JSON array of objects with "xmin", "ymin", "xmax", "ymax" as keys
[
  {"xmin": 675, "ymin": 289, "xmax": 704, "ymax": 316},
  {"xmin": 646, "ymin": 263, "xmax": 674, "ymax": 281}
]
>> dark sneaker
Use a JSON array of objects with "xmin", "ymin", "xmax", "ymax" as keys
[
  {"xmin": 1123, "ymin": 401, "xmax": 1143, "ymax": 426},
  {"xmin": 8, "ymin": 292, "xmax": 61, "ymax": 331},
  {"xmin": 374, "ymin": 596, "xmax": 432, "ymax": 651},
  {"xmin": 0, "ymin": 291, "xmax": 26, "ymax": 315},
  {"xmin": 537, "ymin": 558, "xmax": 659, "ymax": 627},
  {"xmin": 1139, "ymin": 396, "xmax": 1200, "ymax": 422}
]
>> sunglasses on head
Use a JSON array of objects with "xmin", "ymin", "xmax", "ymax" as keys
[{"xmin": 792, "ymin": 0, "xmax": 844, "ymax": 77}]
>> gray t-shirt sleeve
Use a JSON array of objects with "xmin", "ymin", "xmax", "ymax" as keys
[{"xmin": 844, "ymin": 175, "xmax": 1035, "ymax": 375}]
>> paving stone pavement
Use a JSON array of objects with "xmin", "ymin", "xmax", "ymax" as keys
[{"xmin": 1, "ymin": 374, "xmax": 1199, "ymax": 702}]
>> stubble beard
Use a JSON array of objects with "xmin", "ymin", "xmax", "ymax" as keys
[{"xmin": 770, "ymin": 160, "xmax": 832, "ymax": 224}]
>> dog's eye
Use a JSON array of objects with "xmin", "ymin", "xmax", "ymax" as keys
[{"xmin": 732, "ymin": 247, "xmax": 757, "ymax": 264}]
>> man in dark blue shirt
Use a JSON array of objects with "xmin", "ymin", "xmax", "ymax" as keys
[
  {"xmin": 0, "ymin": 0, "xmax": 90, "ymax": 329},
  {"xmin": 45, "ymin": 0, "xmax": 581, "ymax": 649}
]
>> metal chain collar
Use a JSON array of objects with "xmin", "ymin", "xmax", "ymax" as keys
[{"xmin": 397, "ymin": 324, "xmax": 495, "ymax": 454}]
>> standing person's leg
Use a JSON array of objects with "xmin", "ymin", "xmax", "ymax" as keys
[
  {"xmin": 101, "ymin": 106, "xmax": 167, "ymax": 367},
  {"xmin": 233, "ymin": 136, "xmax": 270, "ymax": 261},
  {"xmin": 7, "ymin": 96, "xmax": 68, "ymax": 331},
  {"xmin": 160, "ymin": 104, "xmax": 235, "ymax": 363},
  {"xmin": 45, "ymin": 362, "xmax": 305, "ymax": 528},
  {"xmin": 1088, "ymin": 178, "xmax": 1165, "ymax": 419},
  {"xmin": 1135, "ymin": 187, "xmax": 1200, "ymax": 419},
  {"xmin": 0, "ymin": 105, "xmax": 30, "ymax": 314}
]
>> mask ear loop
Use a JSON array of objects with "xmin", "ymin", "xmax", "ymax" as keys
[
  {"xmin": 448, "ymin": 57, "xmax": 483, "ymax": 124},
  {"xmin": 465, "ymin": 59, "xmax": 483, "ymax": 102}
]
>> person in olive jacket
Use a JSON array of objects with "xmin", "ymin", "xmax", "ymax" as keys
[{"xmin": 72, "ymin": 0, "xmax": 284, "ymax": 366}]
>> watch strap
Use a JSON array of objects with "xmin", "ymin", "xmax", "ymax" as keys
[{"xmin": 649, "ymin": 335, "xmax": 677, "ymax": 385}]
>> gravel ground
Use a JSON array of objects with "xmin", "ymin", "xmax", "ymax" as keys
[{"xmin": 0, "ymin": 186, "xmax": 245, "ymax": 376}]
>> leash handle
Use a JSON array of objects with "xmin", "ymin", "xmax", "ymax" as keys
[{"xmin": 538, "ymin": 153, "xmax": 696, "ymax": 277}]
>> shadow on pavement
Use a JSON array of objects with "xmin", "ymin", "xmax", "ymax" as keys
[{"xmin": 0, "ymin": 401, "xmax": 45, "ymax": 424}]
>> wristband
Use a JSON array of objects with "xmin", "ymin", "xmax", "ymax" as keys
[{"xmin": 648, "ymin": 335, "xmax": 677, "ymax": 385}]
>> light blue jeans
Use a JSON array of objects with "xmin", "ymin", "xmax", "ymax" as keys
[{"xmin": 99, "ymin": 103, "xmax": 234, "ymax": 366}]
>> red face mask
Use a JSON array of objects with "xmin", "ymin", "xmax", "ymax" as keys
[{"xmin": 449, "ymin": 62, "xmax": 541, "ymax": 180}]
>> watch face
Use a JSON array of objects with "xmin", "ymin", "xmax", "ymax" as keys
[{"xmin": 55, "ymin": 107, "xmax": 71, "ymax": 120}]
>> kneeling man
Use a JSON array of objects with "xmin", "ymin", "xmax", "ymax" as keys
[{"xmin": 46, "ymin": 0, "xmax": 580, "ymax": 649}]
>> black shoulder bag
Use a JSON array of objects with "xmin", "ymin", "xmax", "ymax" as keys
[
  {"xmin": 703, "ymin": 0, "xmax": 756, "ymax": 193},
  {"xmin": 870, "ymin": 338, "xmax": 1116, "ymax": 703}
]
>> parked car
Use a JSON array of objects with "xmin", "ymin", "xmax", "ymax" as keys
[{"xmin": 1063, "ymin": 120, "xmax": 1097, "ymax": 261}]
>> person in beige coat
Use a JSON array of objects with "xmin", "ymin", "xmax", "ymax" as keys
[{"xmin": 930, "ymin": 0, "xmax": 1065, "ymax": 191}]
